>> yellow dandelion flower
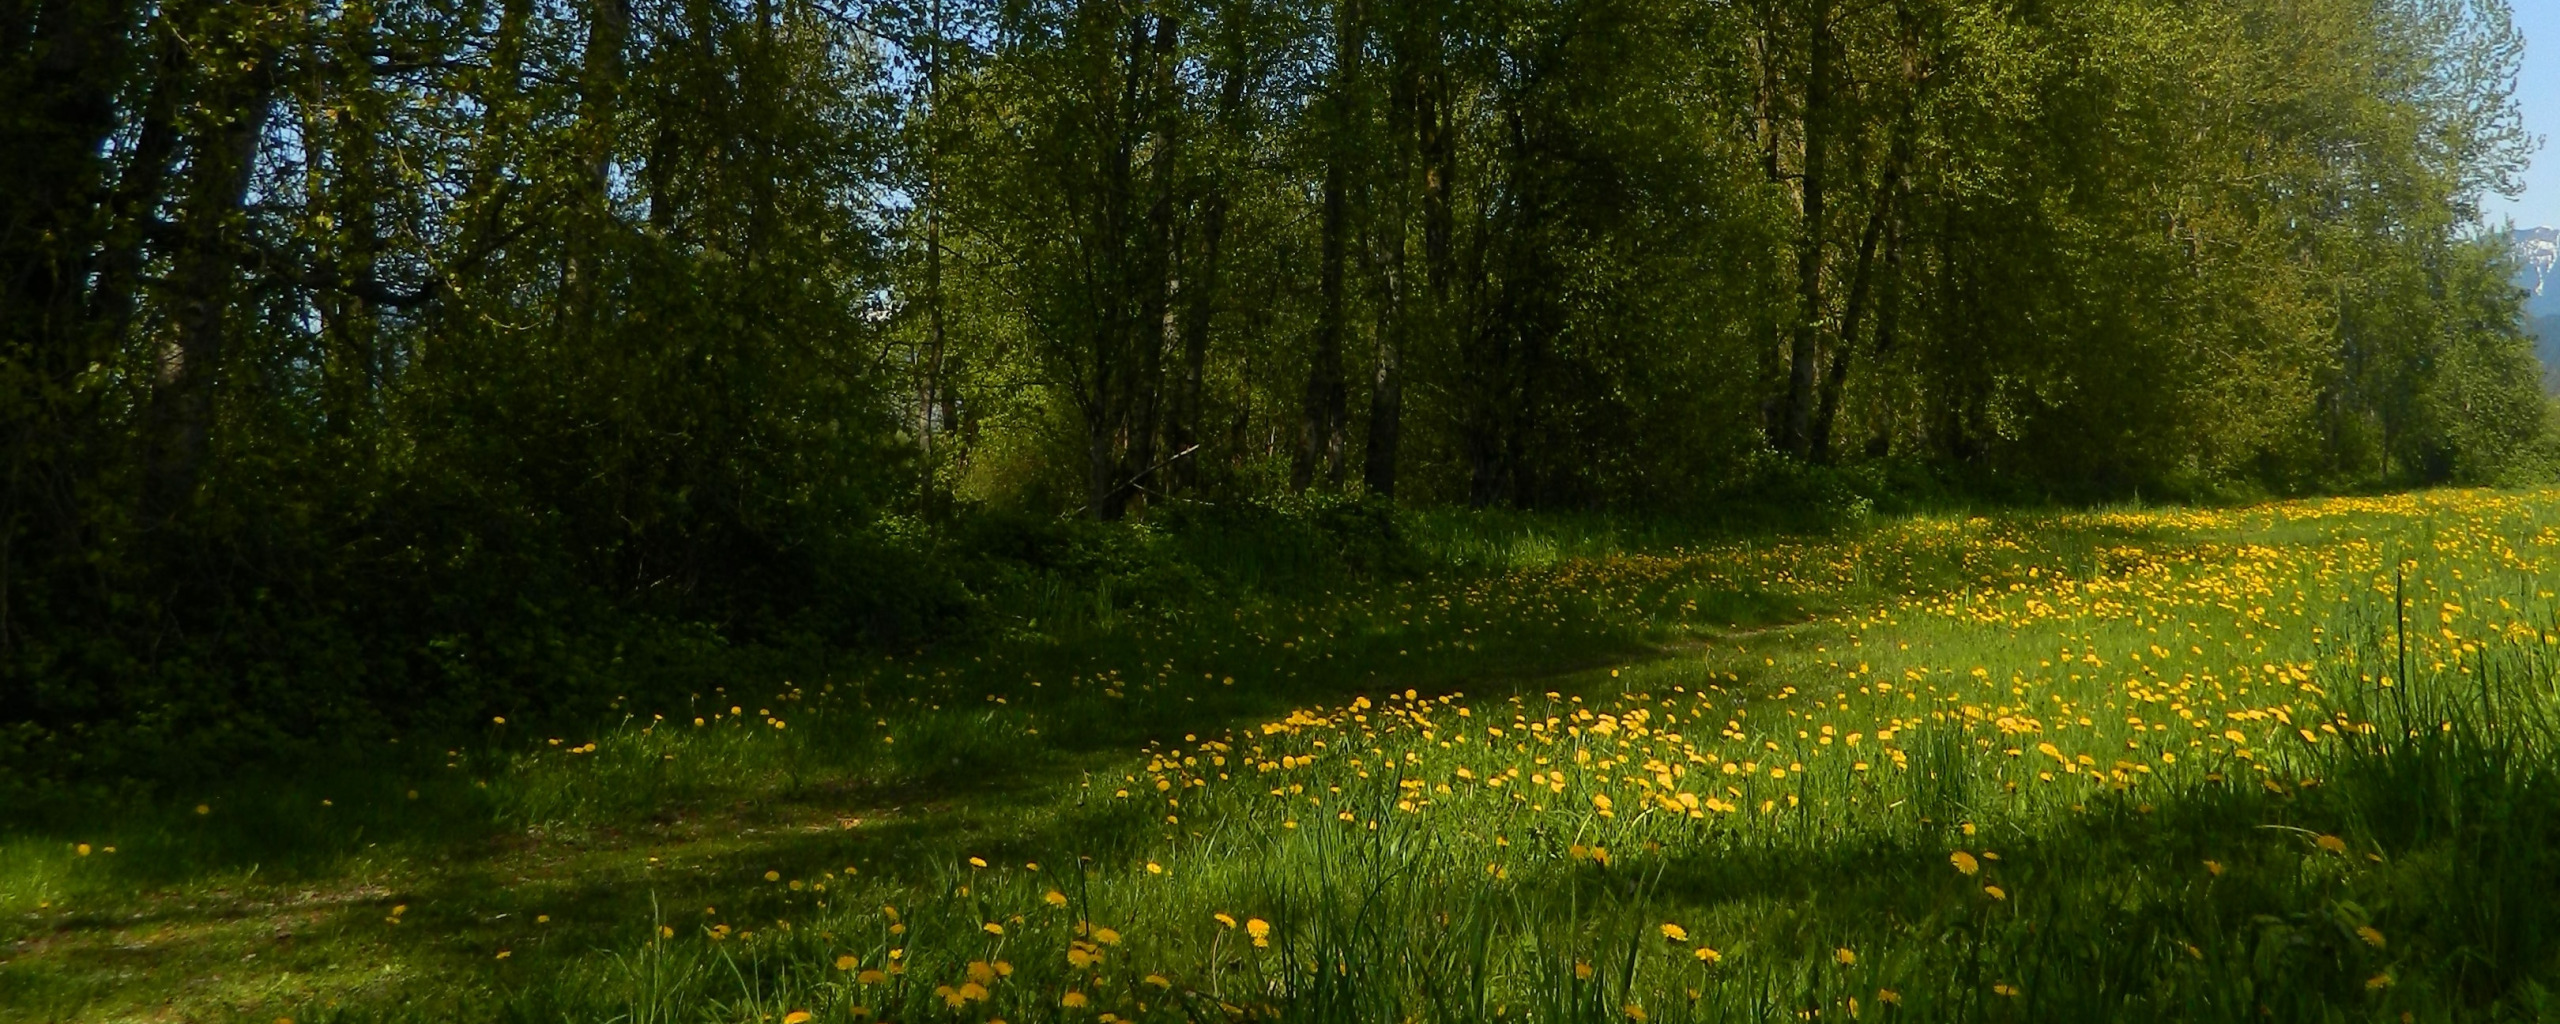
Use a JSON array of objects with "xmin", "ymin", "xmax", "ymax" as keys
[
  {"xmin": 1660, "ymin": 923, "xmax": 1688, "ymax": 942},
  {"xmin": 1143, "ymin": 974, "xmax": 1172, "ymax": 989},
  {"xmin": 783, "ymin": 1013, "xmax": 812, "ymax": 1024},
  {"xmin": 1575, "ymin": 961, "xmax": 1595, "ymax": 980},
  {"xmin": 1045, "ymin": 889, "xmax": 1069, "ymax": 906},
  {"xmin": 983, "ymin": 921, "xmax": 1005, "ymax": 936},
  {"xmin": 1950, "ymin": 851, "xmax": 1979, "ymax": 875},
  {"xmin": 2357, "ymin": 926, "xmax": 2385, "ymax": 948},
  {"xmin": 1062, "ymin": 992, "xmax": 1089, "ymax": 1008},
  {"xmin": 1834, "ymin": 948, "xmax": 1856, "ymax": 966},
  {"xmin": 1215, "ymin": 913, "xmax": 1238, "ymax": 929},
  {"xmin": 1993, "ymin": 983, "xmax": 2019, "ymax": 997},
  {"xmin": 1694, "ymin": 946, "xmax": 1721, "ymax": 964},
  {"xmin": 2204, "ymin": 860, "xmax": 2224, "ymax": 876},
  {"xmin": 1984, "ymin": 885, "xmax": 2007, "ymax": 900},
  {"xmin": 2316, "ymin": 835, "xmax": 2347, "ymax": 854},
  {"xmin": 2366, "ymin": 973, "xmax": 2393, "ymax": 990},
  {"xmin": 835, "ymin": 955, "xmax": 858, "ymax": 970},
  {"xmin": 763, "ymin": 870, "xmax": 781, "ymax": 882}
]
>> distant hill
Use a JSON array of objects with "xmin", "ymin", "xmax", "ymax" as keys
[{"xmin": 2533, "ymin": 314, "xmax": 2560, "ymax": 393}]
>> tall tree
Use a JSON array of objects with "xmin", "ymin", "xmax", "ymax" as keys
[{"xmin": 1294, "ymin": 0, "xmax": 1363, "ymax": 492}]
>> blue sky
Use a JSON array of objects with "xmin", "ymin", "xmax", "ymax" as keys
[{"xmin": 2485, "ymin": 2, "xmax": 2560, "ymax": 229}]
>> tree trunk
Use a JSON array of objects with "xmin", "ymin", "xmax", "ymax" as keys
[
  {"xmin": 1863, "ymin": 214, "xmax": 1902, "ymax": 458},
  {"xmin": 1366, "ymin": 7, "xmax": 1435, "ymax": 502},
  {"xmin": 1814, "ymin": 79, "xmax": 1918, "ymax": 463},
  {"xmin": 1169, "ymin": 190, "xmax": 1222, "ymax": 494},
  {"xmin": 1295, "ymin": 0, "xmax": 1361, "ymax": 492},
  {"xmin": 1415, "ymin": 32, "xmax": 1458, "ymax": 499},
  {"xmin": 1120, "ymin": 15, "xmax": 1181, "ymax": 517},
  {"xmin": 1363, "ymin": 296, "xmax": 1403, "ymax": 498},
  {"xmin": 1752, "ymin": 2, "xmax": 1786, "ymax": 446},
  {"xmin": 144, "ymin": 48, "xmax": 275, "ymax": 523},
  {"xmin": 318, "ymin": 3, "xmax": 385, "ymax": 441},
  {"xmin": 1781, "ymin": 0, "xmax": 1830, "ymax": 459},
  {"xmin": 85, "ymin": 15, "xmax": 182, "ymax": 372},
  {"xmin": 1810, "ymin": 187, "xmax": 1888, "ymax": 462},
  {"xmin": 1088, "ymin": 12, "xmax": 1162, "ymax": 519},
  {"xmin": 565, "ymin": 0, "xmax": 628, "ymax": 329},
  {"xmin": 1420, "ymin": 46, "xmax": 1455, "ymax": 320},
  {"xmin": 1170, "ymin": 48, "xmax": 1249, "ymax": 494},
  {"xmin": 918, "ymin": 0, "xmax": 950, "ymax": 515},
  {"xmin": 3, "ymin": 0, "xmax": 132, "ymax": 367},
  {"xmin": 453, "ymin": 0, "xmax": 533, "ymax": 278}
]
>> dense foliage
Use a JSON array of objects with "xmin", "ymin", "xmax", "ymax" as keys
[{"xmin": 0, "ymin": 0, "xmax": 2551, "ymax": 774}]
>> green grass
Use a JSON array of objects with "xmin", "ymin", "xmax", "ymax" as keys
[{"xmin": 9, "ymin": 490, "xmax": 2560, "ymax": 1022}]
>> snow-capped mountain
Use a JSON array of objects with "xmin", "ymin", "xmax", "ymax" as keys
[
  {"xmin": 2518, "ymin": 226, "xmax": 2559, "ymax": 305},
  {"xmin": 2519, "ymin": 228, "xmax": 2560, "ymax": 392}
]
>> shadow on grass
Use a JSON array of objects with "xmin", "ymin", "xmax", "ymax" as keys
[
  {"xmin": 0, "ymin": 504, "xmax": 2288, "ymax": 1022},
  {"xmin": 1619, "ymin": 730, "xmax": 2560, "ymax": 1020},
  {"xmin": 0, "ymin": 616, "xmax": 1657, "ymax": 1019}
]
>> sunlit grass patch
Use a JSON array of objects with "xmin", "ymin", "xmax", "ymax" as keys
[{"xmin": 9, "ymin": 489, "xmax": 2560, "ymax": 1022}]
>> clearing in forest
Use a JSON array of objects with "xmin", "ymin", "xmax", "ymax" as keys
[{"xmin": 9, "ymin": 489, "xmax": 2560, "ymax": 1022}]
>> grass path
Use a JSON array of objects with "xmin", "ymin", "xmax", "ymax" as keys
[{"xmin": 10, "ymin": 490, "xmax": 2560, "ymax": 1022}]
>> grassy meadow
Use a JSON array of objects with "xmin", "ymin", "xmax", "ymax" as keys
[{"xmin": 11, "ymin": 490, "xmax": 2560, "ymax": 1022}]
